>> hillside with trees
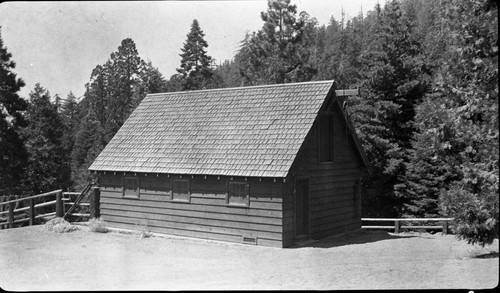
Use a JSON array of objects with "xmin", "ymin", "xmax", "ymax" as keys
[{"xmin": 0, "ymin": 0, "xmax": 497, "ymax": 246}]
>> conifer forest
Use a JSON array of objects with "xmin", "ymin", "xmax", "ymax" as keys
[{"xmin": 0, "ymin": 0, "xmax": 498, "ymax": 246}]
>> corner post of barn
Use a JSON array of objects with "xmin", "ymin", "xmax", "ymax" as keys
[{"xmin": 90, "ymin": 187, "xmax": 100, "ymax": 219}]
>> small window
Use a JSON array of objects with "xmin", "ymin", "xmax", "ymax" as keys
[
  {"xmin": 172, "ymin": 179, "xmax": 190, "ymax": 202},
  {"xmin": 227, "ymin": 182, "xmax": 249, "ymax": 207},
  {"xmin": 318, "ymin": 113, "xmax": 334, "ymax": 162},
  {"xmin": 123, "ymin": 177, "xmax": 139, "ymax": 199}
]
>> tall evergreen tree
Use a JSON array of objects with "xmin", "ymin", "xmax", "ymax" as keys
[
  {"xmin": 70, "ymin": 38, "xmax": 165, "ymax": 189},
  {"xmin": 237, "ymin": 0, "xmax": 317, "ymax": 85},
  {"xmin": 60, "ymin": 92, "xmax": 79, "ymax": 156},
  {"xmin": 176, "ymin": 19, "xmax": 215, "ymax": 91},
  {"xmin": 105, "ymin": 38, "xmax": 143, "ymax": 142},
  {"xmin": 412, "ymin": 0, "xmax": 498, "ymax": 246},
  {"xmin": 347, "ymin": 0, "xmax": 430, "ymax": 217},
  {"xmin": 0, "ymin": 27, "xmax": 28, "ymax": 196},
  {"xmin": 22, "ymin": 84, "xmax": 71, "ymax": 195}
]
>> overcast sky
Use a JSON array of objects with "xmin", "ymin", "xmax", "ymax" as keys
[{"xmin": 0, "ymin": 0, "xmax": 384, "ymax": 100}]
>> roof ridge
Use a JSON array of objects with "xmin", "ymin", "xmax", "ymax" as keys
[{"xmin": 147, "ymin": 80, "xmax": 335, "ymax": 96}]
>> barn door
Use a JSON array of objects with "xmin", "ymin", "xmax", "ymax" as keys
[{"xmin": 294, "ymin": 178, "xmax": 310, "ymax": 237}]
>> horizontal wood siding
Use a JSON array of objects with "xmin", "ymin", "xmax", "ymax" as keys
[
  {"xmin": 98, "ymin": 175, "xmax": 284, "ymax": 247},
  {"xmin": 287, "ymin": 103, "xmax": 363, "ymax": 243}
]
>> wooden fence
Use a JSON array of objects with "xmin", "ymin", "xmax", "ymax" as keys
[
  {"xmin": 0, "ymin": 187, "xmax": 100, "ymax": 229},
  {"xmin": 361, "ymin": 218, "xmax": 454, "ymax": 234}
]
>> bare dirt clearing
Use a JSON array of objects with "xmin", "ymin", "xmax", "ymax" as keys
[{"xmin": 0, "ymin": 225, "xmax": 498, "ymax": 290}]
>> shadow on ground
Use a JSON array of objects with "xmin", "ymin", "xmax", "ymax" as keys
[
  {"xmin": 473, "ymin": 251, "xmax": 499, "ymax": 259},
  {"xmin": 292, "ymin": 230, "xmax": 417, "ymax": 249}
]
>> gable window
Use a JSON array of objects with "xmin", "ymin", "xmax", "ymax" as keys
[
  {"xmin": 318, "ymin": 112, "xmax": 334, "ymax": 162},
  {"xmin": 227, "ymin": 182, "xmax": 249, "ymax": 207},
  {"xmin": 123, "ymin": 177, "xmax": 139, "ymax": 199},
  {"xmin": 172, "ymin": 179, "xmax": 190, "ymax": 202}
]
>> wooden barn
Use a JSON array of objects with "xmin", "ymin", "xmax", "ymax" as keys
[{"xmin": 88, "ymin": 80, "xmax": 368, "ymax": 248}]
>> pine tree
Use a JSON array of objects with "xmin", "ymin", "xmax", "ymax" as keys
[
  {"xmin": 420, "ymin": 0, "xmax": 498, "ymax": 246},
  {"xmin": 0, "ymin": 26, "xmax": 28, "ymax": 196},
  {"xmin": 176, "ymin": 19, "xmax": 215, "ymax": 90},
  {"xmin": 237, "ymin": 0, "xmax": 317, "ymax": 85},
  {"xmin": 22, "ymin": 84, "xmax": 71, "ymax": 195},
  {"xmin": 105, "ymin": 38, "xmax": 143, "ymax": 142},
  {"xmin": 71, "ymin": 110, "xmax": 104, "ymax": 190},
  {"xmin": 347, "ymin": 0, "xmax": 430, "ymax": 217},
  {"xmin": 60, "ymin": 92, "xmax": 79, "ymax": 156},
  {"xmin": 395, "ymin": 97, "xmax": 462, "ymax": 217}
]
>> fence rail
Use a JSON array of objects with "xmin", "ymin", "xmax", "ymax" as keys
[
  {"xmin": 0, "ymin": 186, "xmax": 99, "ymax": 230},
  {"xmin": 361, "ymin": 217, "xmax": 454, "ymax": 234}
]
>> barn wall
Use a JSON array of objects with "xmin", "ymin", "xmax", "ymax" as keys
[
  {"xmin": 98, "ymin": 174, "xmax": 285, "ymax": 247},
  {"xmin": 285, "ymin": 103, "xmax": 363, "ymax": 244}
]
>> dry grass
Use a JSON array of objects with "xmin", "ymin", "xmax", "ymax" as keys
[
  {"xmin": 88, "ymin": 217, "xmax": 109, "ymax": 233},
  {"xmin": 44, "ymin": 217, "xmax": 78, "ymax": 233},
  {"xmin": 136, "ymin": 219, "xmax": 152, "ymax": 239}
]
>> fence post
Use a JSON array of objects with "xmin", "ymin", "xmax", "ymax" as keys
[
  {"xmin": 442, "ymin": 220, "xmax": 448, "ymax": 235},
  {"xmin": 29, "ymin": 198, "xmax": 35, "ymax": 226},
  {"xmin": 394, "ymin": 220, "xmax": 400, "ymax": 234},
  {"xmin": 55, "ymin": 191, "xmax": 63, "ymax": 218},
  {"xmin": 8, "ymin": 196, "xmax": 15, "ymax": 228},
  {"xmin": 90, "ymin": 187, "xmax": 100, "ymax": 219}
]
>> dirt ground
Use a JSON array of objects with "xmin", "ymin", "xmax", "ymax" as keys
[{"xmin": 0, "ymin": 224, "xmax": 498, "ymax": 290}]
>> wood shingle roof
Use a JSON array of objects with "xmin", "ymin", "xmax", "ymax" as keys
[{"xmin": 88, "ymin": 80, "xmax": 337, "ymax": 177}]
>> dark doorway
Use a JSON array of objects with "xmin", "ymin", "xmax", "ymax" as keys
[{"xmin": 294, "ymin": 178, "xmax": 310, "ymax": 237}]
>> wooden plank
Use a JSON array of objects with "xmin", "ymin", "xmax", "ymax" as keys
[
  {"xmin": 362, "ymin": 218, "xmax": 454, "ymax": 222},
  {"xmin": 102, "ymin": 210, "xmax": 281, "ymax": 240},
  {"xmin": 100, "ymin": 192, "xmax": 283, "ymax": 211},
  {"xmin": 314, "ymin": 186, "xmax": 355, "ymax": 196},
  {"xmin": 66, "ymin": 202, "xmax": 90, "ymax": 206},
  {"xmin": 311, "ymin": 181, "xmax": 357, "ymax": 193},
  {"xmin": 0, "ymin": 190, "xmax": 62, "ymax": 206},
  {"xmin": 35, "ymin": 212, "xmax": 56, "ymax": 219},
  {"xmin": 362, "ymin": 226, "xmax": 395, "ymax": 229},
  {"xmin": 103, "ymin": 215, "xmax": 281, "ymax": 242},
  {"xmin": 311, "ymin": 207, "xmax": 357, "ymax": 222},
  {"xmin": 68, "ymin": 213, "xmax": 90, "ymax": 217},
  {"xmin": 311, "ymin": 169, "xmax": 360, "ymax": 181},
  {"xmin": 335, "ymin": 89, "xmax": 359, "ymax": 97},
  {"xmin": 310, "ymin": 193, "xmax": 355, "ymax": 206},
  {"xmin": 400, "ymin": 225, "xmax": 445, "ymax": 229},
  {"xmin": 13, "ymin": 217, "xmax": 30, "ymax": 225},
  {"xmin": 105, "ymin": 220, "xmax": 283, "ymax": 248},
  {"xmin": 100, "ymin": 202, "xmax": 282, "ymax": 225},
  {"xmin": 101, "ymin": 209, "xmax": 282, "ymax": 233},
  {"xmin": 100, "ymin": 196, "xmax": 282, "ymax": 218},
  {"xmin": 35, "ymin": 200, "xmax": 57, "ymax": 209},
  {"xmin": 63, "ymin": 192, "xmax": 81, "ymax": 196},
  {"xmin": 310, "ymin": 204, "xmax": 356, "ymax": 220},
  {"xmin": 313, "ymin": 216, "xmax": 361, "ymax": 232}
]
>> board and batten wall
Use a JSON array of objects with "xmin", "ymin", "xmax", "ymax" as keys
[
  {"xmin": 98, "ymin": 174, "xmax": 286, "ymax": 247},
  {"xmin": 283, "ymin": 103, "xmax": 363, "ymax": 246}
]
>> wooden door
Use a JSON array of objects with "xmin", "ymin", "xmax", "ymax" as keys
[{"xmin": 294, "ymin": 178, "xmax": 310, "ymax": 236}]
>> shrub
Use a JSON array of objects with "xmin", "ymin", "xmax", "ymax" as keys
[
  {"xmin": 136, "ymin": 219, "xmax": 152, "ymax": 239},
  {"xmin": 88, "ymin": 217, "xmax": 109, "ymax": 233},
  {"xmin": 45, "ymin": 217, "xmax": 78, "ymax": 233}
]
